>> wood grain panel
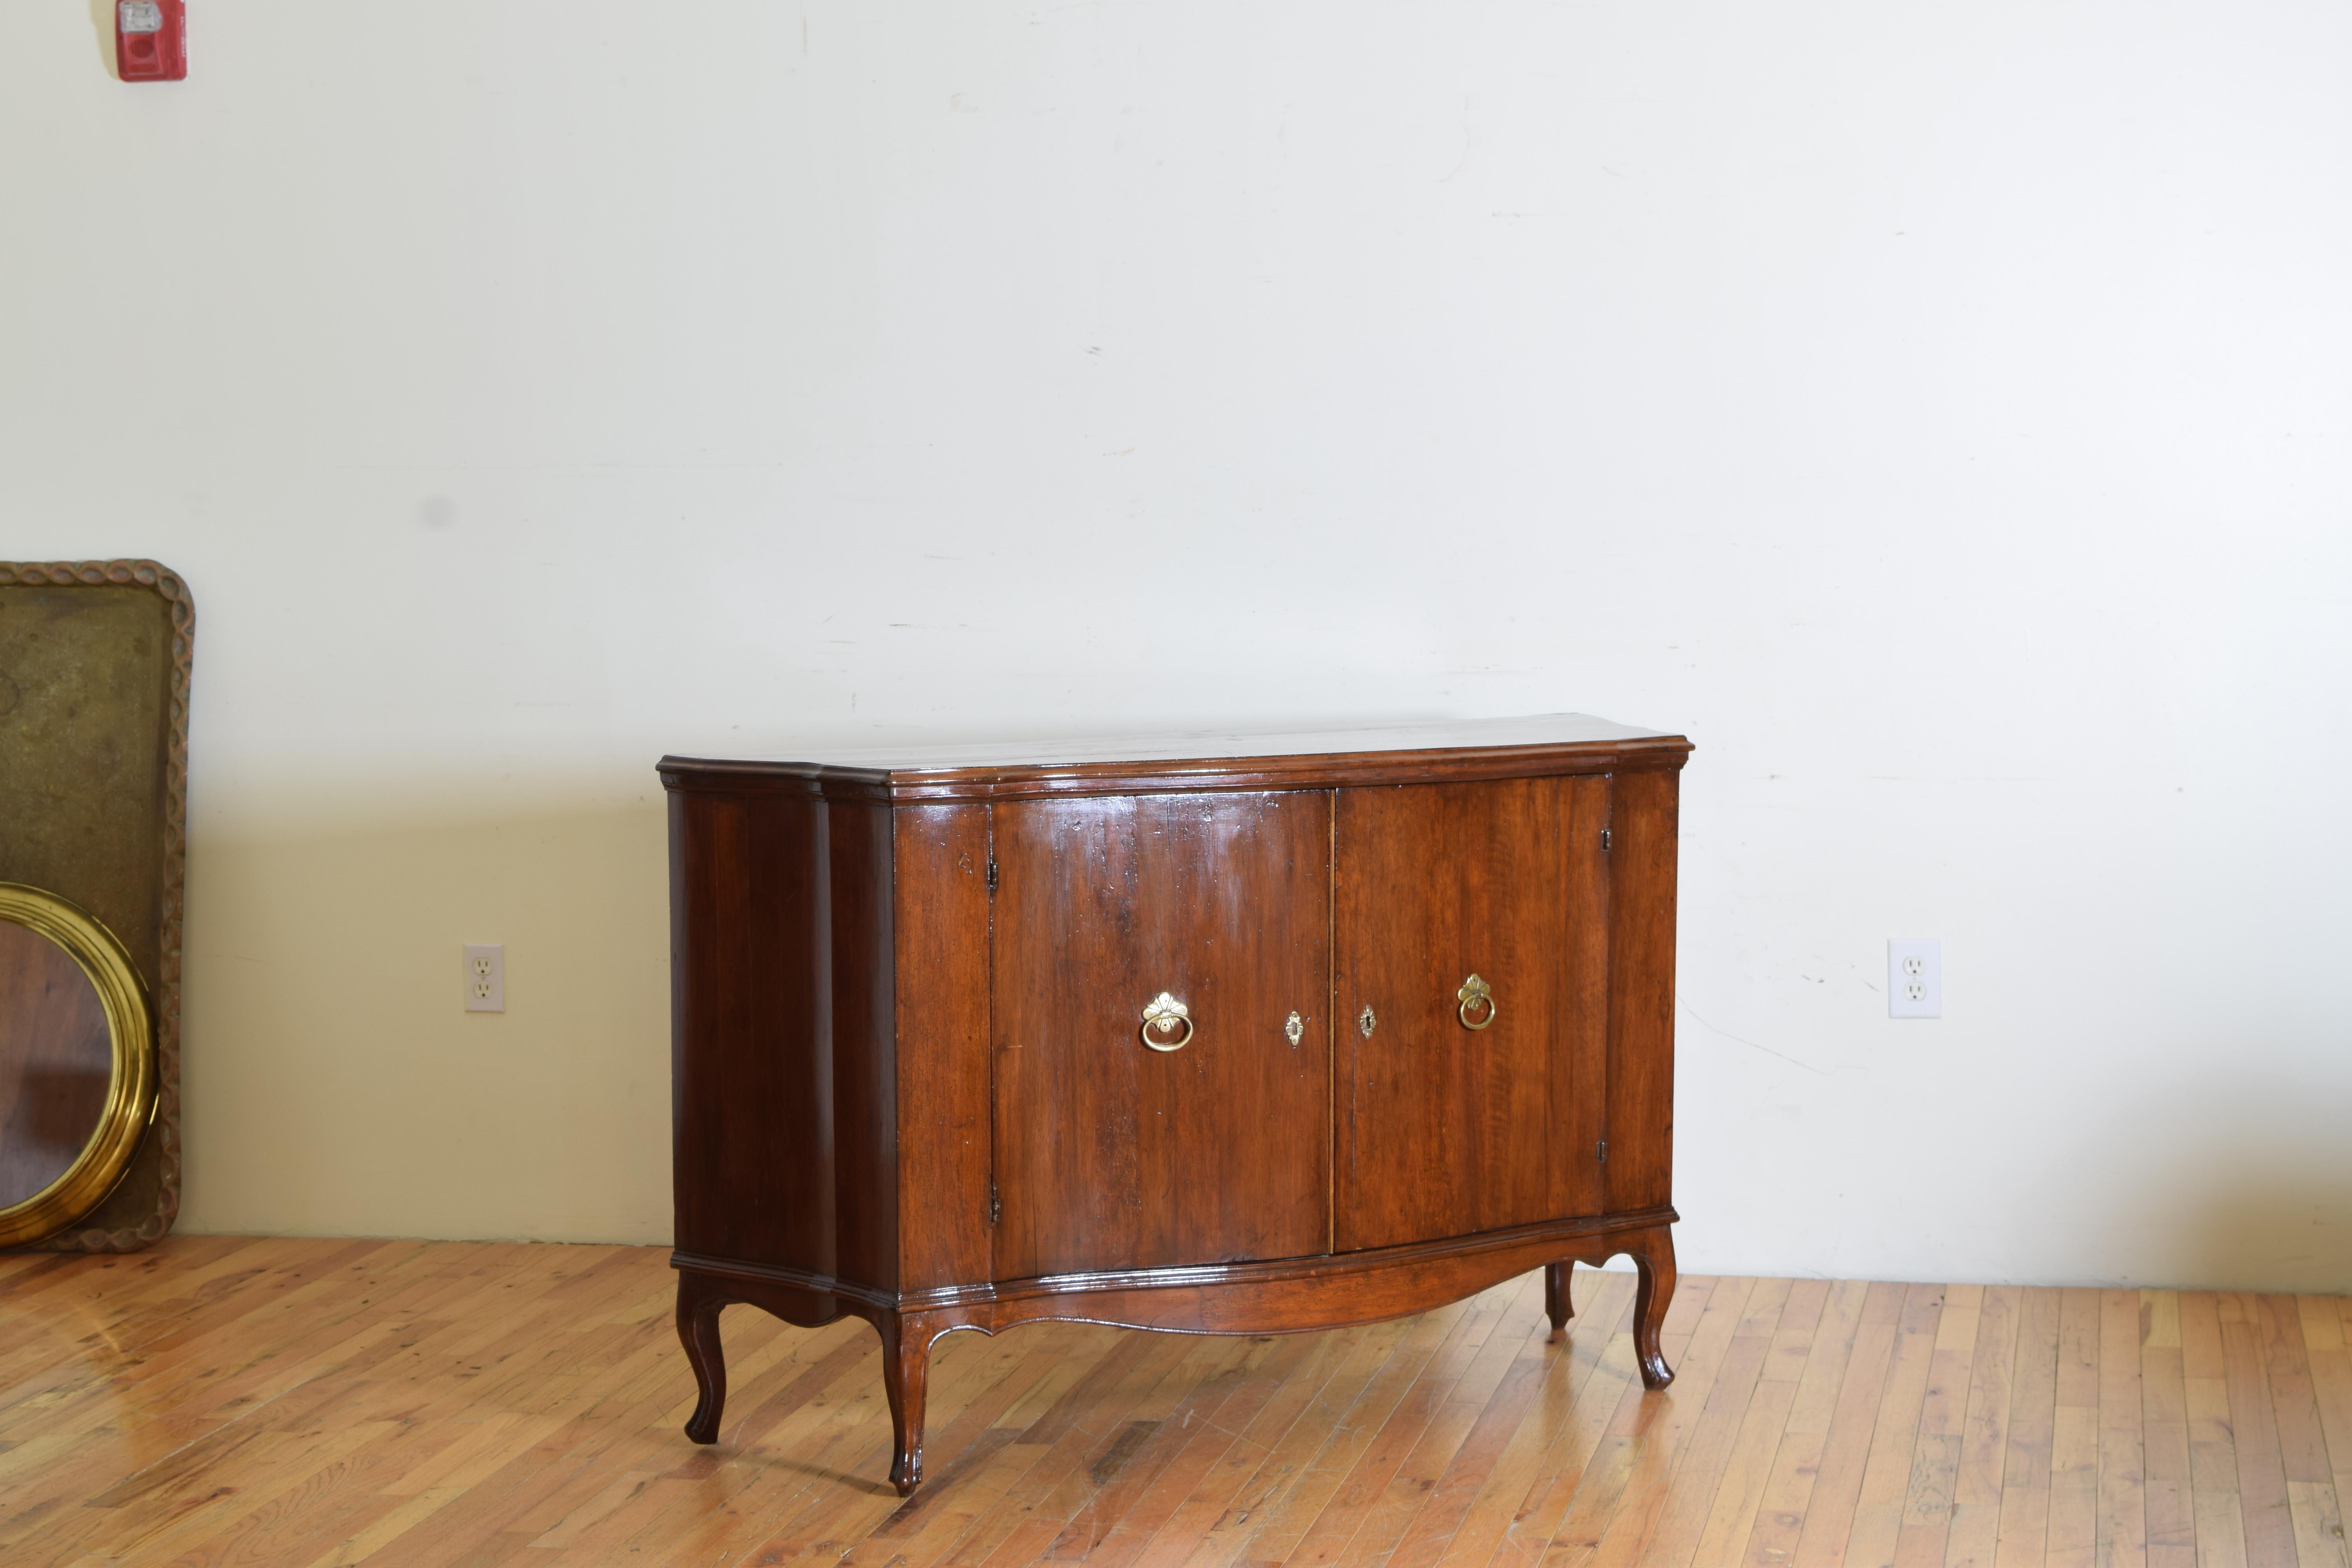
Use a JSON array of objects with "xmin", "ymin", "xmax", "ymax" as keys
[
  {"xmin": 892, "ymin": 804, "xmax": 993, "ymax": 1290},
  {"xmin": 1605, "ymin": 768, "xmax": 1679, "ymax": 1214},
  {"xmin": 1553, "ymin": 777, "xmax": 1612, "ymax": 1227},
  {"xmin": 1335, "ymin": 777, "xmax": 1608, "ymax": 1251},
  {"xmin": 669, "ymin": 790, "xmax": 837, "ymax": 1278},
  {"xmin": 991, "ymin": 791, "xmax": 1329, "ymax": 1278},
  {"xmin": 827, "ymin": 800, "xmax": 897, "ymax": 1292}
]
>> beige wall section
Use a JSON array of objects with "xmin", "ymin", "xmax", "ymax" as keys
[{"xmin": 179, "ymin": 802, "xmax": 671, "ymax": 1244}]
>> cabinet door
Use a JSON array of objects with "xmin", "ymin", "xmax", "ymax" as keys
[
  {"xmin": 1334, "ymin": 776, "xmax": 1610, "ymax": 1252},
  {"xmin": 991, "ymin": 791, "xmax": 1329, "ymax": 1279}
]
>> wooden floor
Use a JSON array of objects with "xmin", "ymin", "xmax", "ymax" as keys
[{"xmin": 1, "ymin": 1240, "xmax": 2347, "ymax": 1567}]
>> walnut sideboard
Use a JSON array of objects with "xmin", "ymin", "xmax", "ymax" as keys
[{"xmin": 661, "ymin": 714, "xmax": 1690, "ymax": 1494}]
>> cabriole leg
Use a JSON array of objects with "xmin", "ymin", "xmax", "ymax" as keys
[
  {"xmin": 1544, "ymin": 1261, "xmax": 1574, "ymax": 1341},
  {"xmin": 1629, "ymin": 1227, "xmax": 1679, "ymax": 1390},
  {"xmin": 676, "ymin": 1272, "xmax": 731, "ymax": 1443},
  {"xmin": 878, "ymin": 1312, "xmax": 940, "ymax": 1496}
]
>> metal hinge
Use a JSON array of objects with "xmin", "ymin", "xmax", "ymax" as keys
[
  {"xmin": 988, "ymin": 1182, "xmax": 1000, "ymax": 1225},
  {"xmin": 1597, "ymin": 1139, "xmax": 1608, "ymax": 1165},
  {"xmin": 985, "ymin": 858, "xmax": 998, "ymax": 893},
  {"xmin": 1601, "ymin": 828, "xmax": 1613, "ymax": 853}
]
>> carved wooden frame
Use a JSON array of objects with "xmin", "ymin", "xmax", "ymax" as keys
[{"xmin": 0, "ymin": 560, "xmax": 192, "ymax": 1252}]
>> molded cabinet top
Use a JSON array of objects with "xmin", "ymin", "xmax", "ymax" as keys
[{"xmin": 660, "ymin": 712, "xmax": 1692, "ymax": 804}]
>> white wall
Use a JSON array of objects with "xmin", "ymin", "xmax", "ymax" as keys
[{"xmin": 3, "ymin": 2, "xmax": 2346, "ymax": 1289}]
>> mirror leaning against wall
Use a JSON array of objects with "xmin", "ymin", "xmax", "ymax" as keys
[
  {"xmin": 0, "ymin": 557, "xmax": 192, "ymax": 1252},
  {"xmin": 0, "ymin": 882, "xmax": 154, "ymax": 1246}
]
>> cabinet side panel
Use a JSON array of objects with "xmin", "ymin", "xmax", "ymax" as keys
[
  {"xmin": 829, "ymin": 800, "xmax": 897, "ymax": 1293},
  {"xmin": 1604, "ymin": 769, "xmax": 1679, "ymax": 1212},
  {"xmin": 892, "ymin": 804, "xmax": 993, "ymax": 1292},
  {"xmin": 669, "ymin": 789, "xmax": 837, "ymax": 1274},
  {"xmin": 1550, "ymin": 776, "xmax": 1612, "ymax": 1222}
]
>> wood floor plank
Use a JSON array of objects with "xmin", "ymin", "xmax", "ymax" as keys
[
  {"xmin": 1036, "ymin": 1335, "xmax": 1267, "ymax": 1564},
  {"xmin": 1383, "ymin": 1288, "xmax": 1609, "ymax": 1568},
  {"xmin": 1686, "ymin": 1371, "xmax": 1796, "ymax": 1568},
  {"xmin": 1336, "ymin": 1283, "xmax": 1566, "ymax": 1568},
  {"xmin": 0, "ymin": 1237, "xmax": 418, "ymax": 1465},
  {"xmin": 1985, "ymin": 1279, "xmax": 2060, "ymax": 1568},
  {"xmin": 1403, "ymin": 1270, "xmax": 1638, "ymax": 1568},
  {"xmin": 2305, "ymin": 1320, "xmax": 2352, "ymax": 1566},
  {"xmin": 2094, "ymin": 1289, "xmax": 2147, "ymax": 1568},
  {"xmin": 2178, "ymin": 1291, "xmax": 2247, "ymax": 1568},
  {"xmin": 1595, "ymin": 1276, "xmax": 1790, "ymax": 1568},
  {"xmin": 652, "ymin": 1322, "xmax": 1062, "ymax": 1565},
  {"xmin": 2286, "ymin": 1477, "xmax": 2349, "ymax": 1568},
  {"xmin": 1838, "ymin": 1282, "xmax": 1948, "ymax": 1568},
  {"xmin": 1436, "ymin": 1279, "xmax": 1648, "ymax": 1568},
  {"xmin": 1886, "ymin": 1281, "xmax": 1980, "ymax": 1568},
  {"xmin": 4, "ymin": 1242, "xmax": 2345, "ymax": 1568},
  {"xmin": 1944, "ymin": 1284, "xmax": 2021, "ymax": 1568},
  {"xmin": 1277, "ymin": 1279, "xmax": 1541, "ymax": 1568},
  {"xmin": 2041, "ymin": 1288, "xmax": 2103, "ymax": 1568},
  {"xmin": 1560, "ymin": 1275, "xmax": 1757, "ymax": 1568},
  {"xmin": 2263, "ymin": 1294, "xmax": 2338, "ymax": 1490},
  {"xmin": 993, "ymin": 1335, "xmax": 1327, "ymax": 1568},
  {"xmin": 1689, "ymin": 1276, "xmax": 1829, "ymax": 1568},
  {"xmin": 1791, "ymin": 1281, "xmax": 1906, "ymax": 1568},
  {"xmin": 1529, "ymin": 1376, "xmax": 1659, "ymax": 1568},
  {"xmin": 2218, "ymin": 1292, "xmax": 2297, "ymax": 1568},
  {"xmin": 2139, "ymin": 1290, "xmax": 2192, "ymax": 1568},
  {"xmin": 902, "ymin": 1329, "xmax": 1207, "ymax": 1567},
  {"xmin": 1027, "ymin": 1334, "xmax": 1308, "ymax": 1568},
  {"xmin": 1308, "ymin": 1288, "xmax": 1581, "ymax": 1568},
  {"xmin": 1211, "ymin": 1285, "xmax": 1524, "ymax": 1568},
  {"xmin": 1120, "ymin": 1315, "xmax": 1426, "ymax": 1568}
]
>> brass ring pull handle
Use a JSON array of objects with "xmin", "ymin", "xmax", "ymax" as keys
[
  {"xmin": 1457, "ymin": 974, "xmax": 1497, "ymax": 1031},
  {"xmin": 1140, "ymin": 992, "xmax": 1194, "ymax": 1052}
]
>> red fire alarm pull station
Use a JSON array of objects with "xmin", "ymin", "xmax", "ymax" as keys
[{"xmin": 116, "ymin": 0, "xmax": 187, "ymax": 82}]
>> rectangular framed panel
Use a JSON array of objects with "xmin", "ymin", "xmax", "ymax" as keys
[
  {"xmin": 668, "ymin": 790, "xmax": 898, "ymax": 1293},
  {"xmin": 1334, "ymin": 776, "xmax": 1610, "ymax": 1251},
  {"xmin": 0, "ymin": 562, "xmax": 192, "ymax": 1251},
  {"xmin": 1604, "ymin": 769, "xmax": 1678, "ymax": 1212},
  {"xmin": 991, "ymin": 791, "xmax": 1329, "ymax": 1279},
  {"xmin": 892, "ymin": 804, "xmax": 994, "ymax": 1290}
]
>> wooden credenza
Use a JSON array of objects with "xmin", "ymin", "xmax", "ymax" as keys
[{"xmin": 661, "ymin": 715, "xmax": 1689, "ymax": 1494}]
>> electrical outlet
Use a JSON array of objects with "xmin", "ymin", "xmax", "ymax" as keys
[
  {"xmin": 464, "ymin": 943, "xmax": 505, "ymax": 1013},
  {"xmin": 1887, "ymin": 938, "xmax": 1939, "ymax": 1019}
]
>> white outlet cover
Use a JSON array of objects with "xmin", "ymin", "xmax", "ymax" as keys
[
  {"xmin": 1887, "ymin": 938, "xmax": 1940, "ymax": 1019},
  {"xmin": 464, "ymin": 943, "xmax": 505, "ymax": 1013}
]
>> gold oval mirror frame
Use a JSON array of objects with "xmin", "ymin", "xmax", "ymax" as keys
[{"xmin": 0, "ymin": 882, "xmax": 156, "ymax": 1248}]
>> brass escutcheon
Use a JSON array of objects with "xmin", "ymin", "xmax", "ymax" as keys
[
  {"xmin": 1284, "ymin": 1011, "xmax": 1304, "ymax": 1046},
  {"xmin": 1357, "ymin": 1004, "xmax": 1377, "ymax": 1038},
  {"xmin": 1140, "ymin": 992, "xmax": 1194, "ymax": 1052},
  {"xmin": 1457, "ymin": 974, "xmax": 1497, "ymax": 1031}
]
